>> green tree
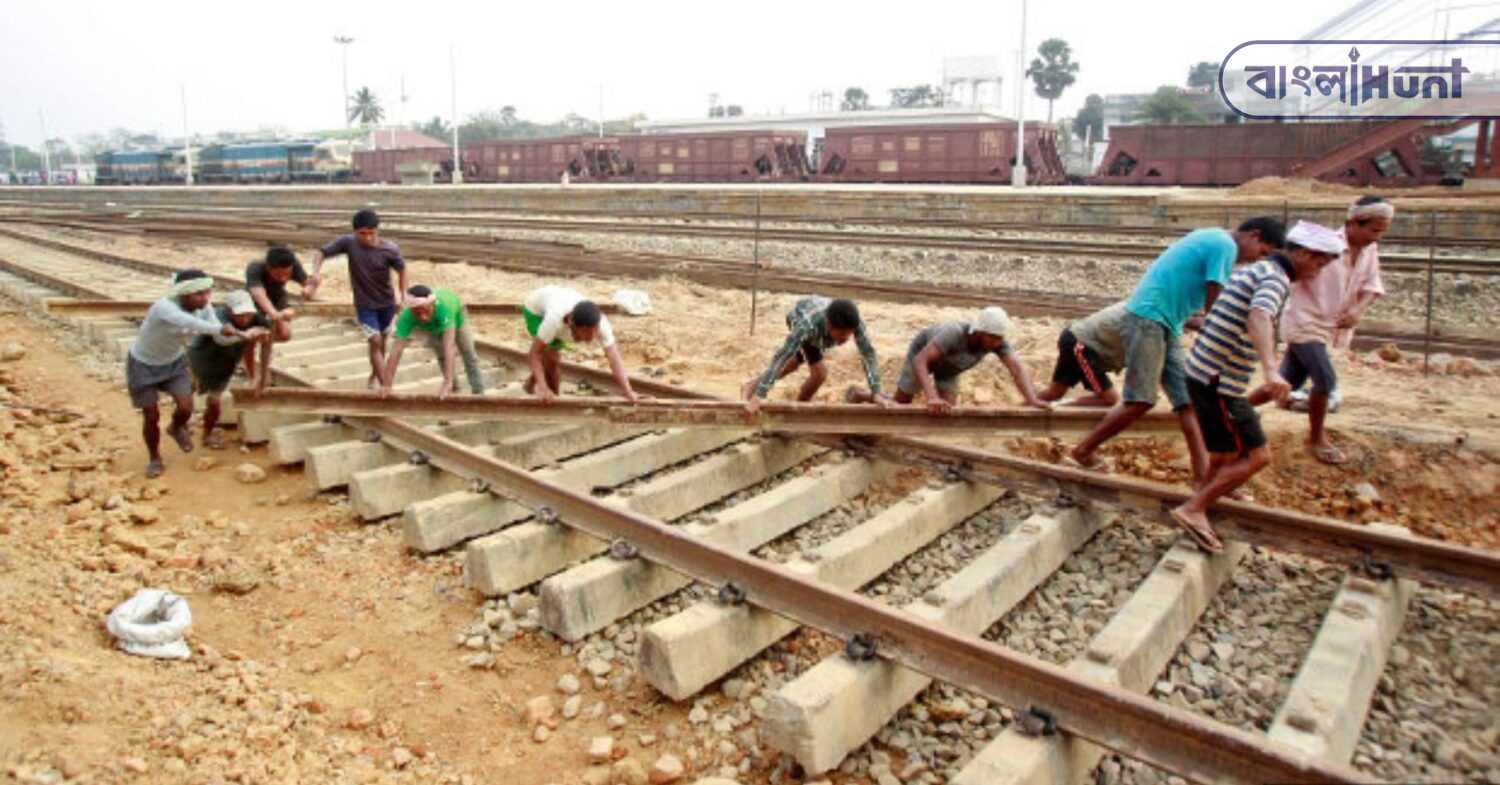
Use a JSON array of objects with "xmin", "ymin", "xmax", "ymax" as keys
[
  {"xmin": 418, "ymin": 116, "xmax": 451, "ymax": 140},
  {"xmin": 1072, "ymin": 93, "xmax": 1105, "ymax": 143},
  {"xmin": 1027, "ymin": 38, "xmax": 1080, "ymax": 123},
  {"xmin": 1136, "ymin": 86, "xmax": 1203, "ymax": 124},
  {"xmin": 348, "ymin": 87, "xmax": 385, "ymax": 126},
  {"xmin": 725, "ymin": 105, "xmax": 743, "ymax": 117},
  {"xmin": 500, "ymin": 106, "xmax": 518, "ymax": 126},
  {"xmin": 459, "ymin": 110, "xmax": 508, "ymax": 143},
  {"xmin": 708, "ymin": 106, "xmax": 726, "ymax": 118},
  {"xmin": 841, "ymin": 87, "xmax": 870, "ymax": 111},
  {"xmin": 1187, "ymin": 61, "xmax": 1219, "ymax": 89},
  {"xmin": 889, "ymin": 84, "xmax": 945, "ymax": 108}
]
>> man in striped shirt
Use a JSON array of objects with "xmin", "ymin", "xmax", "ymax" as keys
[
  {"xmin": 1067, "ymin": 218, "xmax": 1285, "ymax": 487},
  {"xmin": 1170, "ymin": 221, "xmax": 1344, "ymax": 553}
]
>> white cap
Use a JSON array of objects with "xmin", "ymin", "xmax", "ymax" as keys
[
  {"xmin": 1286, "ymin": 221, "xmax": 1346, "ymax": 256},
  {"xmin": 972, "ymin": 306, "xmax": 1010, "ymax": 337},
  {"xmin": 225, "ymin": 290, "xmax": 257, "ymax": 316}
]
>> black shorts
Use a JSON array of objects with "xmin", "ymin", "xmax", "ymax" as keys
[
  {"xmin": 1050, "ymin": 329, "xmax": 1114, "ymax": 394},
  {"xmin": 1281, "ymin": 342, "xmax": 1337, "ymax": 395},
  {"xmin": 1187, "ymin": 377, "xmax": 1266, "ymax": 456},
  {"xmin": 798, "ymin": 341, "xmax": 824, "ymax": 366}
]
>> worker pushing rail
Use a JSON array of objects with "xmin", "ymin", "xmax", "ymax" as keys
[
  {"xmin": 308, "ymin": 209, "xmax": 408, "ymax": 390},
  {"xmin": 126, "ymin": 270, "xmax": 267, "ymax": 477}
]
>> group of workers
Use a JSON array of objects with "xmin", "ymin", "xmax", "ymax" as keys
[{"xmin": 125, "ymin": 196, "xmax": 1392, "ymax": 551}]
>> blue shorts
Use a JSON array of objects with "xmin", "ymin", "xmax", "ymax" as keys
[
  {"xmin": 1120, "ymin": 311, "xmax": 1191, "ymax": 411},
  {"xmin": 356, "ymin": 305, "xmax": 398, "ymax": 338},
  {"xmin": 1281, "ymin": 342, "xmax": 1337, "ymax": 395}
]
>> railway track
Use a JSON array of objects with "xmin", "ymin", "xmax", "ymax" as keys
[
  {"xmin": 4, "ymin": 203, "xmax": 1499, "ymax": 276},
  {"xmin": 0, "ymin": 238, "xmax": 1495, "ymax": 784},
  {"xmin": 2, "ymin": 216, "xmax": 1497, "ymax": 361}
]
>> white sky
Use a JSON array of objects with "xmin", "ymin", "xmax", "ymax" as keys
[{"xmin": 1, "ymin": 0, "xmax": 1494, "ymax": 146}]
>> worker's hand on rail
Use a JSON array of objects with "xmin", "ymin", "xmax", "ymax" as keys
[
  {"xmin": 1025, "ymin": 398, "xmax": 1054, "ymax": 411},
  {"xmin": 872, "ymin": 392, "xmax": 895, "ymax": 410},
  {"xmin": 743, "ymin": 396, "xmax": 762, "ymax": 424},
  {"xmin": 926, "ymin": 398, "xmax": 952, "ymax": 415},
  {"xmin": 535, "ymin": 386, "xmax": 555, "ymax": 405}
]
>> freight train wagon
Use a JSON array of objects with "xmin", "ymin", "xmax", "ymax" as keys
[
  {"xmin": 461, "ymin": 138, "xmax": 588, "ymax": 183},
  {"xmin": 819, "ymin": 123, "xmax": 1066, "ymax": 185},
  {"xmin": 1087, "ymin": 121, "xmax": 1452, "ymax": 187},
  {"xmin": 95, "ymin": 150, "xmax": 179, "ymax": 185},
  {"xmin": 351, "ymin": 147, "xmax": 453, "ymax": 184},
  {"xmin": 617, "ymin": 131, "xmax": 810, "ymax": 182}
]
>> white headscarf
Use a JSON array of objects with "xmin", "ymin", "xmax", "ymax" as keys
[{"xmin": 1348, "ymin": 200, "xmax": 1395, "ymax": 221}]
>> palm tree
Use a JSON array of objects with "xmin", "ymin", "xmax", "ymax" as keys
[
  {"xmin": 348, "ymin": 87, "xmax": 385, "ymax": 127},
  {"xmin": 1027, "ymin": 38, "xmax": 1081, "ymax": 123}
]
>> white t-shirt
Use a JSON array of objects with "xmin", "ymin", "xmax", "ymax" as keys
[{"xmin": 524, "ymin": 286, "xmax": 615, "ymax": 348}]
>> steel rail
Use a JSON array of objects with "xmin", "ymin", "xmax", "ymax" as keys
[
  {"xmin": 38, "ymin": 298, "xmax": 619, "ymax": 318},
  {"xmin": 258, "ymin": 360, "xmax": 1358, "ymax": 785},
  {"xmin": 5, "ymin": 218, "xmax": 1498, "ymax": 359},
  {"xmin": 226, "ymin": 387, "xmax": 1183, "ymax": 437},
  {"xmin": 7, "ymin": 204, "xmax": 1500, "ymax": 264},
  {"xmin": 469, "ymin": 338, "xmax": 1500, "ymax": 596},
  {"xmin": 858, "ymin": 436, "xmax": 1500, "ymax": 598},
  {"xmin": 0, "ymin": 255, "xmax": 117, "ymax": 300}
]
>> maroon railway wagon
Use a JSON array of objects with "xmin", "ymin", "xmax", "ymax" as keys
[
  {"xmin": 462, "ymin": 138, "xmax": 594, "ymax": 183},
  {"xmin": 618, "ymin": 131, "xmax": 810, "ymax": 183},
  {"xmin": 352, "ymin": 147, "xmax": 451, "ymax": 184},
  {"xmin": 1088, "ymin": 121, "xmax": 1458, "ymax": 187},
  {"xmin": 819, "ymin": 123, "xmax": 1066, "ymax": 185}
]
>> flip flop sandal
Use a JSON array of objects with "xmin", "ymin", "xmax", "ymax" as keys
[
  {"xmin": 203, "ymin": 433, "xmax": 227, "ymax": 450},
  {"xmin": 1309, "ymin": 444, "xmax": 1346, "ymax": 465},
  {"xmin": 1169, "ymin": 508, "xmax": 1224, "ymax": 554},
  {"xmin": 145, "ymin": 459, "xmax": 164, "ymax": 479},
  {"xmin": 167, "ymin": 425, "xmax": 194, "ymax": 454}
]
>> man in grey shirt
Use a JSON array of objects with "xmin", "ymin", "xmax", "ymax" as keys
[
  {"xmin": 851, "ymin": 306, "xmax": 1049, "ymax": 414},
  {"xmin": 127, "ymin": 270, "xmax": 266, "ymax": 477}
]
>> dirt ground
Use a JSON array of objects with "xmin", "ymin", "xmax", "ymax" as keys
[{"xmin": 0, "ymin": 227, "xmax": 1497, "ymax": 785}]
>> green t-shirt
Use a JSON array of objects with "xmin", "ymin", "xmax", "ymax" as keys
[{"xmin": 394, "ymin": 288, "xmax": 464, "ymax": 339}]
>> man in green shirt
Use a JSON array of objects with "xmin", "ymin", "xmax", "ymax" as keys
[{"xmin": 379, "ymin": 285, "xmax": 485, "ymax": 397}]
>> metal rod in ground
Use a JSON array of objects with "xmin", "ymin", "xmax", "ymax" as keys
[
  {"xmin": 1424, "ymin": 211, "xmax": 1437, "ymax": 375},
  {"xmin": 750, "ymin": 189, "xmax": 761, "ymax": 335},
  {"xmin": 228, "ymin": 387, "xmax": 1183, "ymax": 437}
]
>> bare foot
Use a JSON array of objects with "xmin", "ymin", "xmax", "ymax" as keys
[
  {"xmin": 167, "ymin": 424, "xmax": 194, "ymax": 453},
  {"xmin": 1169, "ymin": 506, "xmax": 1224, "ymax": 553}
]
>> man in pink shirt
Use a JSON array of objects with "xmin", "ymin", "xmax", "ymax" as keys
[{"xmin": 1259, "ymin": 195, "xmax": 1391, "ymax": 464}]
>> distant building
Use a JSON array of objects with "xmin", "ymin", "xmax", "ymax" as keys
[{"xmin": 365, "ymin": 128, "xmax": 448, "ymax": 150}]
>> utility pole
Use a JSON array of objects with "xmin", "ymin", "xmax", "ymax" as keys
[
  {"xmin": 598, "ymin": 83, "xmax": 605, "ymax": 138},
  {"xmin": 450, "ymin": 46, "xmax": 462, "ymax": 184},
  {"xmin": 181, "ymin": 84, "xmax": 194, "ymax": 186},
  {"xmin": 39, "ymin": 109, "xmax": 50, "ymax": 184},
  {"xmin": 334, "ymin": 35, "xmax": 355, "ymax": 129},
  {"xmin": 1010, "ymin": 0, "xmax": 1029, "ymax": 187}
]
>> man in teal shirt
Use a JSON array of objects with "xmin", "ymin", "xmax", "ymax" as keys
[
  {"xmin": 1069, "ymin": 218, "xmax": 1285, "ymax": 487},
  {"xmin": 379, "ymin": 285, "xmax": 485, "ymax": 396}
]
